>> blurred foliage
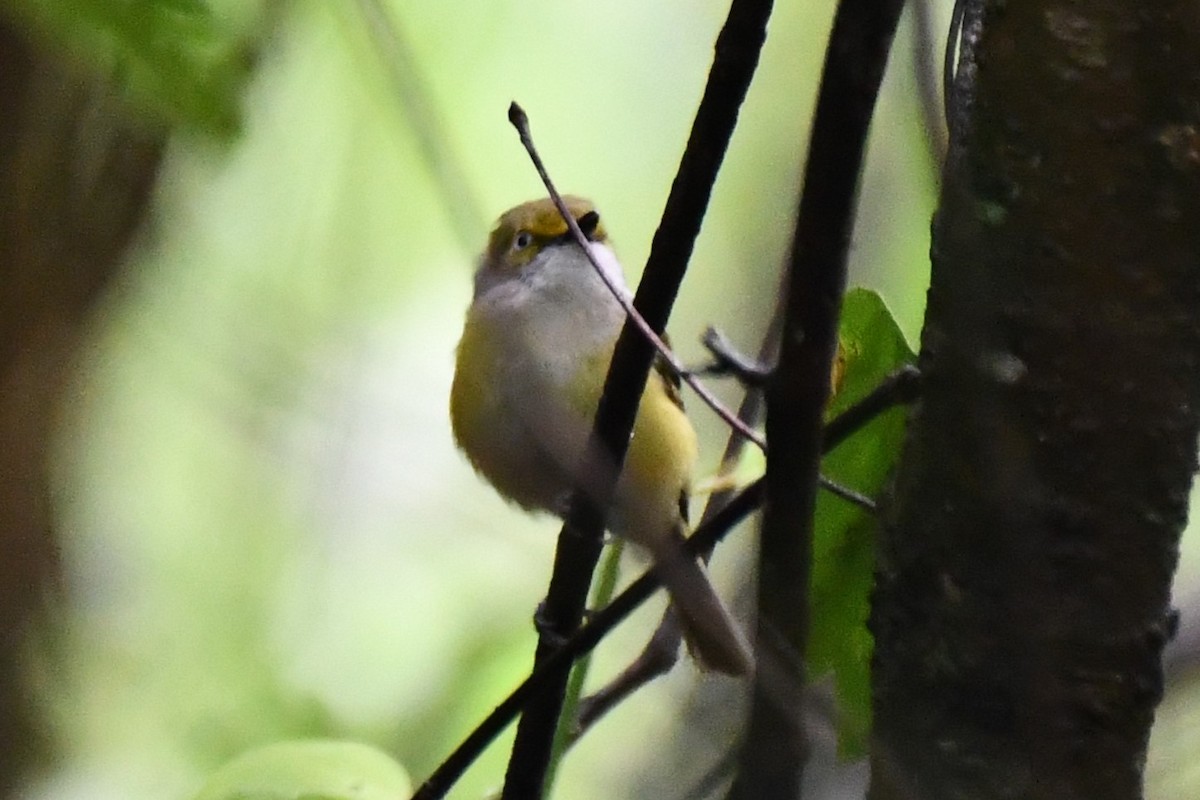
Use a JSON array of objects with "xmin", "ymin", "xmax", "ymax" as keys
[
  {"xmin": 9, "ymin": 1, "xmax": 1198, "ymax": 800},
  {"xmin": 5, "ymin": 0, "xmax": 258, "ymax": 135},
  {"xmin": 191, "ymin": 739, "xmax": 411, "ymax": 800}
]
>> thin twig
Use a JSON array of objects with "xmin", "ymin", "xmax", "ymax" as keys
[
  {"xmin": 354, "ymin": 0, "xmax": 485, "ymax": 253},
  {"xmin": 944, "ymin": 0, "xmax": 983, "ymax": 146},
  {"xmin": 911, "ymin": 0, "xmax": 948, "ymax": 170},
  {"xmin": 819, "ymin": 478, "xmax": 877, "ymax": 511},
  {"xmin": 726, "ymin": 0, "xmax": 907, "ymax": 797},
  {"xmin": 509, "ymin": 104, "xmax": 765, "ymax": 452},
  {"xmin": 823, "ymin": 364, "xmax": 921, "ymax": 445},
  {"xmin": 411, "ymin": 367, "xmax": 917, "ymax": 800},
  {"xmin": 510, "ymin": 105, "xmax": 884, "ymax": 527}
]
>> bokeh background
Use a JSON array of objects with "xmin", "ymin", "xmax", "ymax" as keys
[{"xmin": 2, "ymin": 1, "xmax": 1198, "ymax": 799}]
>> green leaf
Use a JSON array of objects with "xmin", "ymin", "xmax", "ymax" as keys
[
  {"xmin": 809, "ymin": 287, "xmax": 915, "ymax": 758},
  {"xmin": 192, "ymin": 740, "xmax": 412, "ymax": 800},
  {"xmin": 9, "ymin": 0, "xmax": 252, "ymax": 136}
]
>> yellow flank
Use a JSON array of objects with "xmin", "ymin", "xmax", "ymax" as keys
[
  {"xmin": 563, "ymin": 346, "xmax": 698, "ymax": 534},
  {"xmin": 448, "ymin": 310, "xmax": 495, "ymax": 479},
  {"xmin": 451, "ymin": 304, "xmax": 697, "ymax": 531},
  {"xmin": 449, "ymin": 310, "xmax": 560, "ymax": 512},
  {"xmin": 450, "ymin": 197, "xmax": 753, "ymax": 674},
  {"xmin": 620, "ymin": 371, "xmax": 698, "ymax": 530}
]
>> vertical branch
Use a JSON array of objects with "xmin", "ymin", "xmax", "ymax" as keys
[
  {"xmin": 499, "ymin": 2, "xmax": 776, "ymax": 797},
  {"xmin": 726, "ymin": 0, "xmax": 905, "ymax": 797},
  {"xmin": 870, "ymin": 1, "xmax": 1200, "ymax": 799}
]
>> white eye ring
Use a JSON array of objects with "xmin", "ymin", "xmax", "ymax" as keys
[{"xmin": 513, "ymin": 231, "xmax": 533, "ymax": 251}]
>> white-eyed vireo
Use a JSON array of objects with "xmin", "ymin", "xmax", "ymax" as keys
[{"xmin": 450, "ymin": 197, "xmax": 752, "ymax": 675}]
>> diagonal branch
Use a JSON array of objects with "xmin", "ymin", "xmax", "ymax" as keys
[{"xmin": 499, "ymin": 2, "xmax": 777, "ymax": 797}]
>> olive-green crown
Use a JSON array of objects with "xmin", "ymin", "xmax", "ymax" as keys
[{"xmin": 484, "ymin": 196, "xmax": 607, "ymax": 268}]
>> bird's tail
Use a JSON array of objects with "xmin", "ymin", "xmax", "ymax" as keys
[{"xmin": 650, "ymin": 529, "xmax": 754, "ymax": 676}]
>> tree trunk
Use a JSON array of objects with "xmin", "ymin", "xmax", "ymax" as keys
[
  {"xmin": 869, "ymin": 2, "xmax": 1200, "ymax": 799},
  {"xmin": 0, "ymin": 19, "xmax": 164, "ymax": 795}
]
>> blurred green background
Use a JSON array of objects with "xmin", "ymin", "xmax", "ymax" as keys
[{"xmin": 3, "ymin": 1, "xmax": 1198, "ymax": 799}]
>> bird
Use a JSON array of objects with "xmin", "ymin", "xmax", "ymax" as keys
[{"xmin": 449, "ymin": 196, "xmax": 753, "ymax": 675}]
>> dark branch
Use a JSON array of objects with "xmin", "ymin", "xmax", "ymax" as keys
[
  {"xmin": 726, "ymin": 0, "xmax": 907, "ymax": 796},
  {"xmin": 499, "ymin": 1, "xmax": 776, "ymax": 795},
  {"xmin": 413, "ymin": 482, "xmax": 764, "ymax": 800},
  {"xmin": 823, "ymin": 364, "xmax": 921, "ymax": 445}
]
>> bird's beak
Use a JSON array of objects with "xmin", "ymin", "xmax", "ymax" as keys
[
  {"xmin": 551, "ymin": 210, "xmax": 601, "ymax": 247},
  {"xmin": 578, "ymin": 210, "xmax": 600, "ymax": 239}
]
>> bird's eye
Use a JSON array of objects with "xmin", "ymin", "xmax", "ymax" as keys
[{"xmin": 513, "ymin": 231, "xmax": 533, "ymax": 251}]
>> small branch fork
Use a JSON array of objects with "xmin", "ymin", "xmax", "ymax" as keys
[
  {"xmin": 410, "ymin": 366, "xmax": 919, "ymax": 800},
  {"xmin": 690, "ymin": 325, "xmax": 776, "ymax": 386},
  {"xmin": 693, "ymin": 327, "xmax": 877, "ymax": 511}
]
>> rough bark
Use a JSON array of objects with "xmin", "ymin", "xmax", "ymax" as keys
[
  {"xmin": 0, "ymin": 19, "xmax": 165, "ymax": 795},
  {"xmin": 868, "ymin": 2, "xmax": 1200, "ymax": 799}
]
